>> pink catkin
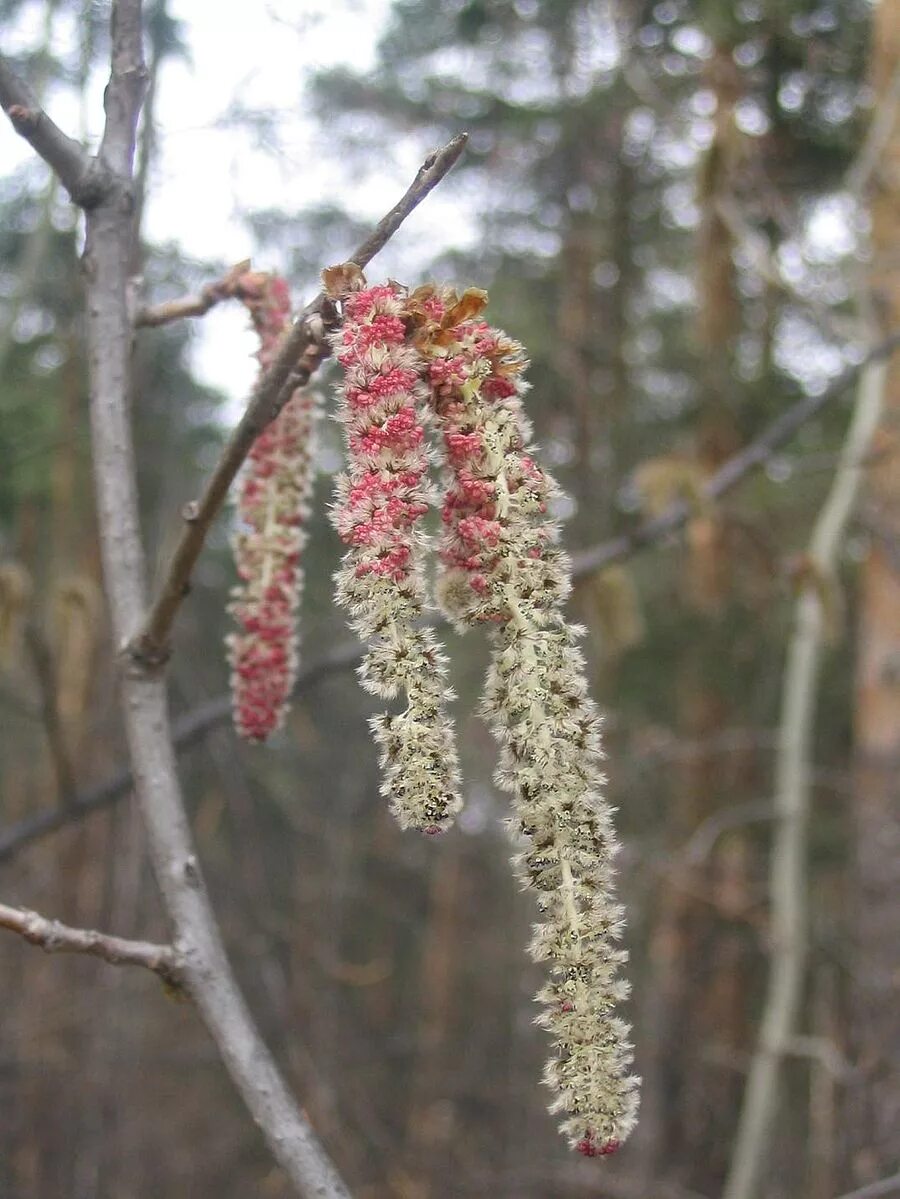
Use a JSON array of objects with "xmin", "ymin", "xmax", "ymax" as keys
[
  {"xmin": 330, "ymin": 281, "xmax": 462, "ymax": 832},
  {"xmin": 423, "ymin": 310, "xmax": 557, "ymax": 626},
  {"xmin": 227, "ymin": 272, "xmax": 317, "ymax": 741}
]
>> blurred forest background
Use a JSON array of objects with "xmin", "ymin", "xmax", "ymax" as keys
[{"xmin": 1, "ymin": 1, "xmax": 899, "ymax": 1197}]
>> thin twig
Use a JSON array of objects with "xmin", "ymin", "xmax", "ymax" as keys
[
  {"xmin": 0, "ymin": 901, "xmax": 179, "ymax": 983},
  {"xmin": 130, "ymin": 131, "xmax": 468, "ymax": 667},
  {"xmin": 135, "ymin": 259, "xmax": 252, "ymax": 327}
]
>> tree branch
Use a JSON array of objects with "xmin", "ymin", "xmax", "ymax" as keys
[
  {"xmin": 130, "ymin": 131, "xmax": 468, "ymax": 667},
  {"xmin": 570, "ymin": 331, "xmax": 900, "ymax": 578},
  {"xmin": 0, "ymin": 51, "xmax": 105, "ymax": 206},
  {"xmin": 98, "ymin": 0, "xmax": 148, "ymax": 176},
  {"xmin": 0, "ymin": 901, "xmax": 179, "ymax": 983},
  {"xmin": 60, "ymin": 3, "xmax": 353, "ymax": 1194},
  {"xmin": 135, "ymin": 259, "xmax": 251, "ymax": 327}
]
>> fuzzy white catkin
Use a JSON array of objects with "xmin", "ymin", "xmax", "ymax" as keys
[{"xmin": 420, "ymin": 295, "xmax": 640, "ymax": 1155}]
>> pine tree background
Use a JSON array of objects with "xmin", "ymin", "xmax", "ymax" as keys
[{"xmin": 0, "ymin": 1, "xmax": 897, "ymax": 1196}]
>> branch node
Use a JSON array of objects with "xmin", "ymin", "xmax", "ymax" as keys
[{"xmin": 126, "ymin": 633, "xmax": 171, "ymax": 672}]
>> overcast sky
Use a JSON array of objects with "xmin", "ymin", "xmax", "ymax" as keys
[{"xmin": 2, "ymin": 0, "xmax": 474, "ymax": 414}]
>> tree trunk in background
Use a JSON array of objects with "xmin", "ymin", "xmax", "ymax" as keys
[
  {"xmin": 642, "ymin": 40, "xmax": 757, "ymax": 1194},
  {"xmin": 848, "ymin": 2, "xmax": 900, "ymax": 1184}
]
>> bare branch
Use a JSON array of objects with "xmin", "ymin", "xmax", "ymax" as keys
[
  {"xmin": 131, "ymin": 132, "xmax": 469, "ymax": 667},
  {"xmin": 135, "ymin": 259, "xmax": 252, "ymax": 327},
  {"xmin": 0, "ymin": 901, "xmax": 179, "ymax": 983},
  {"xmin": 73, "ymin": 5, "xmax": 351, "ymax": 1194},
  {"xmin": 342, "ymin": 131, "xmax": 469, "ymax": 270},
  {"xmin": 571, "ymin": 331, "xmax": 900, "ymax": 578},
  {"xmin": 0, "ymin": 52, "xmax": 104, "ymax": 205},
  {"xmin": 99, "ymin": 0, "xmax": 148, "ymax": 176}
]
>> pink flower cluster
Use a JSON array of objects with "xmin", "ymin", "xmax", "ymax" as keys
[
  {"xmin": 227, "ymin": 272, "xmax": 317, "ymax": 741},
  {"xmin": 422, "ymin": 308, "xmax": 560, "ymax": 625},
  {"xmin": 330, "ymin": 282, "xmax": 462, "ymax": 832},
  {"xmin": 333, "ymin": 285, "xmax": 431, "ymax": 592}
]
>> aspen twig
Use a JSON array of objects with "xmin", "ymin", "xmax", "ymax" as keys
[
  {"xmin": 0, "ymin": 901, "xmax": 179, "ymax": 984},
  {"xmin": 135, "ymin": 258, "xmax": 252, "ymax": 327}
]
